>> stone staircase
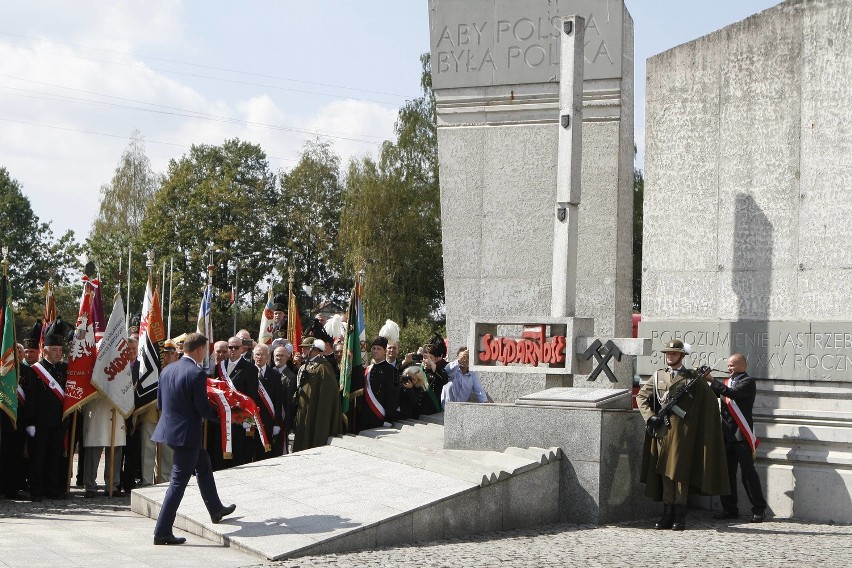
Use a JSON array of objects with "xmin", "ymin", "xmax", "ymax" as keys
[{"xmin": 131, "ymin": 414, "xmax": 562, "ymax": 561}]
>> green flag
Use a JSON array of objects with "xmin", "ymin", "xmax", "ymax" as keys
[
  {"xmin": 0, "ymin": 275, "xmax": 20, "ymax": 426},
  {"xmin": 339, "ymin": 281, "xmax": 363, "ymax": 415}
]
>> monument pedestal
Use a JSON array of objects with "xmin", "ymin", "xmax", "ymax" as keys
[{"xmin": 444, "ymin": 388, "xmax": 654, "ymax": 525}]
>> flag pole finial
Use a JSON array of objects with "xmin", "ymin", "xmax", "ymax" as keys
[{"xmin": 1, "ymin": 246, "xmax": 8, "ymax": 276}]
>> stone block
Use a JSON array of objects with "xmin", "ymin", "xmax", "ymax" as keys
[{"xmin": 503, "ymin": 462, "xmax": 560, "ymax": 528}]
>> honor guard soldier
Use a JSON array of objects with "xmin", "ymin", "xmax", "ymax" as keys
[
  {"xmin": 637, "ymin": 339, "xmax": 729, "ymax": 530},
  {"xmin": 356, "ymin": 336, "xmax": 400, "ymax": 432}
]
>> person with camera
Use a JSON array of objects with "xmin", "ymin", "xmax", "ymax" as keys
[
  {"xmin": 398, "ymin": 364, "xmax": 441, "ymax": 420},
  {"xmin": 636, "ymin": 339, "xmax": 728, "ymax": 531}
]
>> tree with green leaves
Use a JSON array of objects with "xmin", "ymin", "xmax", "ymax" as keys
[
  {"xmin": 274, "ymin": 138, "xmax": 347, "ymax": 307},
  {"xmin": 139, "ymin": 139, "xmax": 276, "ymax": 339},
  {"xmin": 633, "ymin": 167, "xmax": 644, "ymax": 312},
  {"xmin": 339, "ymin": 53, "xmax": 443, "ymax": 334},
  {"xmin": 0, "ymin": 166, "xmax": 83, "ymax": 326},
  {"xmin": 86, "ymin": 130, "xmax": 161, "ymax": 311}
]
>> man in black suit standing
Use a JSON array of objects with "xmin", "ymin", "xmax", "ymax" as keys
[
  {"xmin": 225, "ymin": 336, "xmax": 260, "ymax": 466},
  {"xmin": 252, "ymin": 343, "xmax": 282, "ymax": 461},
  {"xmin": 706, "ymin": 352, "xmax": 768, "ymax": 523},
  {"xmin": 151, "ymin": 333, "xmax": 235, "ymax": 545}
]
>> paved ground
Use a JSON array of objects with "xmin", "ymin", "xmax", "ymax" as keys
[{"xmin": 2, "ymin": 489, "xmax": 849, "ymax": 567}]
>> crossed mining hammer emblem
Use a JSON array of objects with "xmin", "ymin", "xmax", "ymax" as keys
[{"xmin": 581, "ymin": 339, "xmax": 623, "ymax": 383}]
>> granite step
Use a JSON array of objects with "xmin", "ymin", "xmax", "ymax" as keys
[{"xmin": 132, "ymin": 419, "xmax": 561, "ymax": 561}]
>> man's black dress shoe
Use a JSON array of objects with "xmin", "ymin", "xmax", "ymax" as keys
[
  {"xmin": 211, "ymin": 504, "xmax": 236, "ymax": 524},
  {"xmin": 751, "ymin": 512, "xmax": 765, "ymax": 523},
  {"xmin": 153, "ymin": 535, "xmax": 186, "ymax": 545},
  {"xmin": 713, "ymin": 510, "xmax": 739, "ymax": 520}
]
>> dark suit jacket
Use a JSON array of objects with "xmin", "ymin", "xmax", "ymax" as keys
[
  {"xmin": 152, "ymin": 356, "xmax": 216, "ymax": 448},
  {"xmin": 229, "ymin": 357, "xmax": 260, "ymax": 406},
  {"xmin": 710, "ymin": 372, "xmax": 757, "ymax": 443},
  {"xmin": 257, "ymin": 365, "xmax": 284, "ymax": 432}
]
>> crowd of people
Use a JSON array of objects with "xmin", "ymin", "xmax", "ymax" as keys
[{"xmin": 0, "ymin": 304, "xmax": 489, "ymax": 502}]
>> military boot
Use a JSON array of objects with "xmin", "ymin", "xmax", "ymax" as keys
[
  {"xmin": 655, "ymin": 503, "xmax": 674, "ymax": 529},
  {"xmin": 671, "ymin": 504, "xmax": 688, "ymax": 531}
]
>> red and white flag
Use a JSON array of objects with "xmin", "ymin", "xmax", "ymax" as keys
[
  {"xmin": 91, "ymin": 296, "xmax": 135, "ymax": 418},
  {"xmin": 258, "ymin": 288, "xmax": 275, "ymax": 346},
  {"xmin": 62, "ymin": 277, "xmax": 99, "ymax": 419}
]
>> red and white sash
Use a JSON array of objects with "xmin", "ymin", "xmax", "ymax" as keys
[
  {"xmin": 210, "ymin": 388, "xmax": 233, "ymax": 458},
  {"xmin": 17, "ymin": 384, "xmax": 25, "ymax": 404},
  {"xmin": 723, "ymin": 375, "xmax": 760, "ymax": 454},
  {"xmin": 31, "ymin": 362, "xmax": 65, "ymax": 403},
  {"xmin": 257, "ymin": 371, "xmax": 275, "ymax": 418},
  {"xmin": 363, "ymin": 364, "xmax": 385, "ymax": 421},
  {"xmin": 217, "ymin": 360, "xmax": 236, "ymax": 390}
]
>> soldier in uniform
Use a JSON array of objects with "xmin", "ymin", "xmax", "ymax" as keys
[
  {"xmin": 637, "ymin": 339, "xmax": 729, "ymax": 530},
  {"xmin": 292, "ymin": 338, "xmax": 341, "ymax": 452},
  {"xmin": 22, "ymin": 333, "xmax": 68, "ymax": 501},
  {"xmin": 355, "ymin": 337, "xmax": 400, "ymax": 432}
]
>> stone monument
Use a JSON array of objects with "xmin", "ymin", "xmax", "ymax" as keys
[
  {"xmin": 639, "ymin": 0, "xmax": 852, "ymax": 524},
  {"xmin": 431, "ymin": 0, "xmax": 652, "ymax": 524},
  {"xmin": 431, "ymin": 0, "xmax": 636, "ymax": 401}
]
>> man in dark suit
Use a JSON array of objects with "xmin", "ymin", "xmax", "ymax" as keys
[
  {"xmin": 224, "ymin": 336, "xmax": 260, "ymax": 465},
  {"xmin": 151, "ymin": 333, "xmax": 235, "ymax": 545},
  {"xmin": 252, "ymin": 343, "xmax": 282, "ymax": 461},
  {"xmin": 706, "ymin": 352, "xmax": 768, "ymax": 523}
]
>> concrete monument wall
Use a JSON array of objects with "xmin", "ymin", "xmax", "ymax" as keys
[
  {"xmin": 431, "ymin": 0, "xmax": 634, "ymax": 402},
  {"xmin": 640, "ymin": 0, "xmax": 852, "ymax": 523}
]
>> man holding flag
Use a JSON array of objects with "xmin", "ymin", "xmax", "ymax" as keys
[{"xmin": 1, "ymin": 263, "xmax": 26, "ymax": 499}]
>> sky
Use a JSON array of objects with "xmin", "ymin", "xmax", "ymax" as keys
[{"xmin": 0, "ymin": 1, "xmax": 782, "ymax": 242}]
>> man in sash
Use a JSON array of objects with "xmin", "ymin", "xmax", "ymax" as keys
[
  {"xmin": 706, "ymin": 353, "xmax": 768, "ymax": 522},
  {"xmin": 224, "ymin": 336, "xmax": 259, "ymax": 465},
  {"xmin": 637, "ymin": 339, "xmax": 729, "ymax": 530},
  {"xmin": 356, "ymin": 337, "xmax": 400, "ymax": 432},
  {"xmin": 252, "ymin": 344, "xmax": 282, "ymax": 461},
  {"xmin": 22, "ymin": 333, "xmax": 68, "ymax": 501}
]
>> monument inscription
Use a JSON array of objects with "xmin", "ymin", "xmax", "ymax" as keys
[
  {"xmin": 428, "ymin": 0, "xmax": 623, "ymax": 88},
  {"xmin": 638, "ymin": 320, "xmax": 852, "ymax": 382}
]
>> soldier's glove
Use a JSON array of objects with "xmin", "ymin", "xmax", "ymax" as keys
[
  {"xmin": 646, "ymin": 415, "xmax": 664, "ymax": 431},
  {"xmin": 242, "ymin": 423, "xmax": 252, "ymax": 431},
  {"xmin": 272, "ymin": 426, "xmax": 281, "ymax": 436},
  {"xmin": 26, "ymin": 426, "xmax": 36, "ymax": 437}
]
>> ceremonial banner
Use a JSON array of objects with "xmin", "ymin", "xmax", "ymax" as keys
[
  {"xmin": 40, "ymin": 280, "xmax": 56, "ymax": 352},
  {"xmin": 0, "ymin": 275, "xmax": 19, "ymax": 425},
  {"xmin": 62, "ymin": 277, "xmax": 99, "ymax": 418},
  {"xmin": 134, "ymin": 276, "xmax": 165, "ymax": 415},
  {"xmin": 340, "ymin": 281, "xmax": 363, "ymax": 414},
  {"xmin": 287, "ymin": 286, "xmax": 302, "ymax": 349},
  {"xmin": 258, "ymin": 288, "xmax": 275, "ymax": 346},
  {"xmin": 90, "ymin": 278, "xmax": 107, "ymax": 344},
  {"xmin": 196, "ymin": 283, "xmax": 214, "ymax": 366},
  {"xmin": 91, "ymin": 296, "xmax": 135, "ymax": 418}
]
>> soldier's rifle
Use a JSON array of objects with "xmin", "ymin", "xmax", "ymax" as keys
[{"xmin": 646, "ymin": 364, "xmax": 723, "ymax": 438}]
